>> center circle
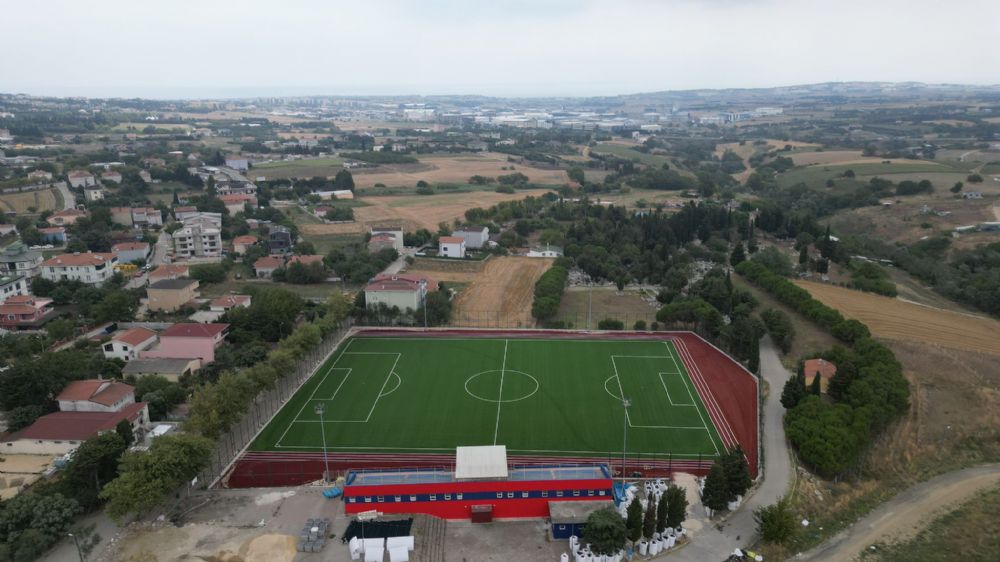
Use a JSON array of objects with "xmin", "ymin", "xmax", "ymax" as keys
[{"xmin": 464, "ymin": 370, "xmax": 539, "ymax": 403}]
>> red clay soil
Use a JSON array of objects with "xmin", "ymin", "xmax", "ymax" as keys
[{"xmin": 224, "ymin": 329, "xmax": 759, "ymax": 488}]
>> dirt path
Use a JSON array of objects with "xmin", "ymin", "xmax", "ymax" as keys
[
  {"xmin": 799, "ymin": 464, "xmax": 1000, "ymax": 561},
  {"xmin": 450, "ymin": 256, "xmax": 552, "ymax": 327},
  {"xmin": 993, "ymin": 203, "xmax": 1000, "ymax": 222}
]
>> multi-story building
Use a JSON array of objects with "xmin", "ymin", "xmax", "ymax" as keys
[
  {"xmin": 0, "ymin": 295, "xmax": 56, "ymax": 330},
  {"xmin": 102, "ymin": 327, "xmax": 158, "ymax": 361},
  {"xmin": 364, "ymin": 273, "xmax": 435, "ymax": 312},
  {"xmin": 268, "ymin": 225, "xmax": 293, "ymax": 255},
  {"xmin": 146, "ymin": 278, "xmax": 200, "ymax": 312},
  {"xmin": 0, "ymin": 274, "xmax": 29, "ymax": 300},
  {"xmin": 67, "ymin": 170, "xmax": 96, "ymax": 188},
  {"xmin": 0, "ymin": 243, "xmax": 43, "ymax": 277},
  {"xmin": 57, "ymin": 380, "xmax": 136, "ymax": 413},
  {"xmin": 40, "ymin": 252, "xmax": 117, "ymax": 285},
  {"xmin": 173, "ymin": 223, "xmax": 222, "ymax": 258}
]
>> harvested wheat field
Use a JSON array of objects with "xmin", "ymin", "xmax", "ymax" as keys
[
  {"xmin": 795, "ymin": 280, "xmax": 1000, "ymax": 356},
  {"xmin": 351, "ymin": 152, "xmax": 568, "ymax": 188},
  {"xmin": 299, "ymin": 189, "xmax": 552, "ymax": 235},
  {"xmin": 450, "ymin": 256, "xmax": 553, "ymax": 327},
  {"xmin": 0, "ymin": 188, "xmax": 58, "ymax": 213}
]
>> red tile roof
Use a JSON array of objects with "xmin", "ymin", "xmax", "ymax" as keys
[
  {"xmin": 210, "ymin": 295, "xmax": 251, "ymax": 309},
  {"xmin": 41, "ymin": 252, "xmax": 116, "ymax": 268},
  {"xmin": 2, "ymin": 403, "xmax": 146, "ymax": 442},
  {"xmin": 58, "ymin": 380, "xmax": 135, "ymax": 407},
  {"xmin": 67, "ymin": 170, "xmax": 94, "ymax": 178},
  {"xmin": 113, "ymin": 327, "xmax": 157, "ymax": 347},
  {"xmin": 160, "ymin": 323, "xmax": 228, "ymax": 339},
  {"xmin": 39, "ymin": 227, "xmax": 66, "ymax": 234},
  {"xmin": 804, "ymin": 358, "xmax": 837, "ymax": 379},
  {"xmin": 254, "ymin": 256, "xmax": 284, "ymax": 270},
  {"xmin": 149, "ymin": 264, "xmax": 189, "ymax": 279},
  {"xmin": 439, "ymin": 236, "xmax": 464, "ymax": 244},
  {"xmin": 365, "ymin": 273, "xmax": 436, "ymax": 293},
  {"xmin": 112, "ymin": 242, "xmax": 150, "ymax": 252},
  {"xmin": 233, "ymin": 235, "xmax": 258, "ymax": 245},
  {"xmin": 287, "ymin": 254, "xmax": 324, "ymax": 266}
]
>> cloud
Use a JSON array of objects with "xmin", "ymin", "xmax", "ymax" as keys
[{"xmin": 1, "ymin": 0, "xmax": 997, "ymax": 98}]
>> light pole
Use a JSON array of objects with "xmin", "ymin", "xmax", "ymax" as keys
[
  {"xmin": 621, "ymin": 397, "xmax": 630, "ymax": 488},
  {"xmin": 67, "ymin": 532, "xmax": 84, "ymax": 562},
  {"xmin": 314, "ymin": 403, "xmax": 331, "ymax": 483}
]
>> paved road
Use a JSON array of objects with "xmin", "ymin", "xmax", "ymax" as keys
[
  {"xmin": 798, "ymin": 463, "xmax": 1000, "ymax": 561},
  {"xmin": 55, "ymin": 181, "xmax": 74, "ymax": 210},
  {"xmin": 671, "ymin": 335, "xmax": 795, "ymax": 560}
]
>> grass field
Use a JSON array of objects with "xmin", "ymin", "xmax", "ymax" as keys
[
  {"xmin": 776, "ymin": 161, "xmax": 950, "ymax": 189},
  {"xmin": 250, "ymin": 335, "xmax": 725, "ymax": 461},
  {"xmin": 0, "ymin": 188, "xmax": 59, "ymax": 214},
  {"xmin": 590, "ymin": 143, "xmax": 672, "ymax": 168},
  {"xmin": 252, "ymin": 157, "xmax": 345, "ymax": 179}
]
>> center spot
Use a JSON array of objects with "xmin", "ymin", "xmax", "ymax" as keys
[{"xmin": 464, "ymin": 370, "xmax": 539, "ymax": 403}]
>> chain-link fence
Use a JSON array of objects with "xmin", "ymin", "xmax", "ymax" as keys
[
  {"xmin": 355, "ymin": 310, "xmax": 661, "ymax": 331},
  {"xmin": 198, "ymin": 319, "xmax": 354, "ymax": 488}
]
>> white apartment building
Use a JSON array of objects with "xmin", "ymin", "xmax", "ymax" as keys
[
  {"xmin": 40, "ymin": 252, "xmax": 118, "ymax": 285},
  {"xmin": 173, "ymin": 223, "xmax": 222, "ymax": 258}
]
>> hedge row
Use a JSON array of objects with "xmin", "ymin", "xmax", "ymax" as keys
[{"xmin": 531, "ymin": 265, "xmax": 569, "ymax": 320}]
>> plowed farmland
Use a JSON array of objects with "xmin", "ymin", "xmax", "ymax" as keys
[
  {"xmin": 794, "ymin": 280, "xmax": 1000, "ymax": 356},
  {"xmin": 450, "ymin": 256, "xmax": 553, "ymax": 327}
]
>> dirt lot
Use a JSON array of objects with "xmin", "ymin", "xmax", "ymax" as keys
[
  {"xmin": 298, "ymin": 189, "xmax": 552, "ymax": 234},
  {"xmin": 0, "ymin": 188, "xmax": 59, "ymax": 213},
  {"xmin": 448, "ymin": 256, "xmax": 553, "ymax": 327},
  {"xmin": 794, "ymin": 280, "xmax": 1000, "ymax": 356},
  {"xmin": 827, "ymin": 197, "xmax": 997, "ymax": 246},
  {"xmin": 554, "ymin": 286, "xmax": 659, "ymax": 329},
  {"xmin": 350, "ymin": 152, "xmax": 568, "ymax": 188}
]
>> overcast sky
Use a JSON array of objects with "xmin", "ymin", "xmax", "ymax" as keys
[{"xmin": 3, "ymin": 0, "xmax": 998, "ymax": 99}]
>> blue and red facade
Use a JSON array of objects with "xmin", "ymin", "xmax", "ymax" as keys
[{"xmin": 343, "ymin": 465, "xmax": 615, "ymax": 520}]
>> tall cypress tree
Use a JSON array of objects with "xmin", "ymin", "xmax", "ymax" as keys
[
  {"xmin": 626, "ymin": 498, "xmax": 643, "ymax": 544},
  {"xmin": 810, "ymin": 372, "xmax": 822, "ymax": 395},
  {"xmin": 656, "ymin": 490, "xmax": 668, "ymax": 533},
  {"xmin": 642, "ymin": 496, "xmax": 657, "ymax": 540},
  {"xmin": 702, "ymin": 463, "xmax": 729, "ymax": 512}
]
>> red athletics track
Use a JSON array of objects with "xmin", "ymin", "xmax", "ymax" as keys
[{"xmin": 223, "ymin": 329, "xmax": 759, "ymax": 488}]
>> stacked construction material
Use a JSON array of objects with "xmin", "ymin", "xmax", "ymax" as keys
[{"xmin": 297, "ymin": 517, "xmax": 332, "ymax": 553}]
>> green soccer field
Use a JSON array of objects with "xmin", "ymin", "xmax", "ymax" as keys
[{"xmin": 250, "ymin": 335, "xmax": 725, "ymax": 461}]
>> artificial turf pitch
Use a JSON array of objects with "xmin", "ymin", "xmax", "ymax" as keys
[{"xmin": 250, "ymin": 336, "xmax": 725, "ymax": 461}]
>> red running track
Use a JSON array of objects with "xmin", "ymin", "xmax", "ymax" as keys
[{"xmin": 223, "ymin": 329, "xmax": 758, "ymax": 488}]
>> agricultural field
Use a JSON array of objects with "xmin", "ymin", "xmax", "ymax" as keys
[
  {"xmin": 449, "ymin": 257, "xmax": 553, "ymax": 328},
  {"xmin": 252, "ymin": 157, "xmax": 344, "ymax": 179},
  {"xmin": 827, "ymin": 197, "xmax": 997, "ymax": 246},
  {"xmin": 111, "ymin": 122, "xmax": 193, "ymax": 132},
  {"xmin": 590, "ymin": 142, "xmax": 672, "ymax": 168},
  {"xmin": 794, "ymin": 280, "xmax": 1000, "ymax": 356},
  {"xmin": 554, "ymin": 286, "xmax": 659, "ymax": 329},
  {"xmin": 0, "ymin": 188, "xmax": 59, "ymax": 214},
  {"xmin": 350, "ymin": 152, "xmax": 568, "ymax": 188},
  {"xmin": 296, "ymin": 189, "xmax": 553, "ymax": 235},
  {"xmin": 775, "ymin": 161, "xmax": 952, "ymax": 189},
  {"xmin": 249, "ymin": 335, "xmax": 726, "ymax": 460}
]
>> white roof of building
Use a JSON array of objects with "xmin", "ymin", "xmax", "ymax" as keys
[{"xmin": 455, "ymin": 445, "xmax": 508, "ymax": 480}]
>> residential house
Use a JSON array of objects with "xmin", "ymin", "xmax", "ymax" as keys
[
  {"xmin": 121, "ymin": 357, "xmax": 200, "ymax": 382},
  {"xmin": 0, "ymin": 295, "xmax": 55, "ymax": 330},
  {"xmin": 103, "ymin": 327, "xmax": 158, "ymax": 361},
  {"xmin": 0, "ymin": 243, "xmax": 43, "ymax": 277},
  {"xmin": 179, "ymin": 211, "xmax": 222, "ymax": 228},
  {"xmin": 140, "ymin": 323, "xmax": 228, "ymax": 364},
  {"xmin": 138, "ymin": 170, "xmax": 153, "ymax": 184},
  {"xmin": 148, "ymin": 264, "xmax": 189, "ymax": 281},
  {"xmin": 141, "ymin": 157, "xmax": 166, "ymax": 168},
  {"xmin": 369, "ymin": 225, "xmax": 403, "ymax": 251},
  {"xmin": 110, "ymin": 207, "xmax": 163, "ymax": 228},
  {"xmin": 173, "ymin": 206, "xmax": 199, "ymax": 222},
  {"xmin": 219, "ymin": 193, "xmax": 257, "ymax": 215},
  {"xmin": 232, "ymin": 235, "xmax": 258, "ymax": 255},
  {"xmin": 209, "ymin": 294, "xmax": 251, "ymax": 312},
  {"xmin": 254, "ymin": 255, "xmax": 284, "ymax": 278},
  {"xmin": 0, "ymin": 275, "xmax": 29, "ymax": 300},
  {"xmin": 84, "ymin": 185, "xmax": 105, "ymax": 202},
  {"xmin": 40, "ymin": 252, "xmax": 117, "ymax": 285},
  {"xmin": 27, "ymin": 170, "xmax": 53, "ymax": 181},
  {"xmin": 38, "ymin": 227, "xmax": 67, "ymax": 245},
  {"xmin": 112, "ymin": 241, "xmax": 151, "ymax": 264},
  {"xmin": 527, "ymin": 245, "xmax": 563, "ymax": 258},
  {"xmin": 101, "ymin": 170, "xmax": 122, "ymax": 184},
  {"xmin": 48, "ymin": 209, "xmax": 87, "ymax": 226},
  {"xmin": 368, "ymin": 233, "xmax": 397, "ymax": 253},
  {"xmin": 452, "ymin": 226, "xmax": 490, "ymax": 249},
  {"xmin": 287, "ymin": 254, "xmax": 324, "ymax": 267},
  {"xmin": 364, "ymin": 273, "xmax": 435, "ymax": 312},
  {"xmin": 1, "ymin": 403, "xmax": 148, "ymax": 455},
  {"xmin": 224, "ymin": 156, "xmax": 249, "ymax": 171},
  {"xmin": 67, "ymin": 170, "xmax": 96, "ymax": 188},
  {"xmin": 268, "ymin": 225, "xmax": 293, "ymax": 255},
  {"xmin": 146, "ymin": 278, "xmax": 200, "ymax": 312},
  {"xmin": 438, "ymin": 236, "xmax": 466, "ymax": 258},
  {"xmin": 0, "ymin": 224, "xmax": 16, "ymax": 237},
  {"xmin": 57, "ymin": 380, "xmax": 135, "ymax": 413},
  {"xmin": 173, "ymin": 223, "xmax": 222, "ymax": 258}
]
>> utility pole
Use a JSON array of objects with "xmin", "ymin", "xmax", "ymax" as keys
[
  {"xmin": 67, "ymin": 532, "xmax": 85, "ymax": 562},
  {"xmin": 315, "ymin": 403, "xmax": 331, "ymax": 483}
]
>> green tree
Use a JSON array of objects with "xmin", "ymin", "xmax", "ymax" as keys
[
  {"xmin": 730, "ymin": 243, "xmax": 746, "ymax": 266},
  {"xmin": 45, "ymin": 318, "xmax": 74, "ymax": 341},
  {"xmin": 642, "ymin": 495, "xmax": 657, "ymax": 539},
  {"xmin": 0, "ymin": 492, "xmax": 81, "ymax": 556},
  {"xmin": 333, "ymin": 169, "xmax": 355, "ymax": 191},
  {"xmin": 116, "ymin": 419, "xmax": 134, "ymax": 447},
  {"xmin": 702, "ymin": 462, "xmax": 729, "ymax": 512},
  {"xmin": 625, "ymin": 498, "xmax": 643, "ymax": 544},
  {"xmin": 950, "ymin": 181, "xmax": 963, "ymax": 193},
  {"xmin": 754, "ymin": 497, "xmax": 798, "ymax": 545},
  {"xmin": 656, "ymin": 490, "xmax": 668, "ymax": 533},
  {"xmin": 54, "ymin": 432, "xmax": 127, "ymax": 510},
  {"xmin": 664, "ymin": 484, "xmax": 688, "ymax": 528},
  {"xmin": 5, "ymin": 405, "xmax": 46, "ymax": 432},
  {"xmin": 92, "ymin": 291, "xmax": 138, "ymax": 323},
  {"xmin": 810, "ymin": 372, "xmax": 822, "ymax": 395},
  {"xmin": 967, "ymin": 173, "xmax": 983, "ymax": 183},
  {"xmin": 567, "ymin": 167, "xmax": 585, "ymax": 185},
  {"xmin": 99, "ymin": 434, "xmax": 213, "ymax": 522},
  {"xmin": 582, "ymin": 508, "xmax": 626, "ymax": 555},
  {"xmin": 722, "ymin": 446, "xmax": 752, "ymax": 500},
  {"xmin": 780, "ymin": 370, "xmax": 807, "ymax": 409}
]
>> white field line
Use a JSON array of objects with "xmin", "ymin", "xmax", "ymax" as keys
[
  {"xmin": 668, "ymin": 340, "xmax": 737, "ymax": 452},
  {"xmin": 493, "ymin": 339, "xmax": 509, "ymax": 445},
  {"xmin": 660, "ymin": 344, "xmax": 720, "ymax": 455},
  {"xmin": 275, "ymin": 338, "xmax": 355, "ymax": 447}
]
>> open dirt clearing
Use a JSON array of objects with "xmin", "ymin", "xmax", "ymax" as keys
[
  {"xmin": 351, "ymin": 152, "xmax": 568, "ymax": 188},
  {"xmin": 794, "ymin": 280, "xmax": 1000, "ymax": 356},
  {"xmin": 298, "ymin": 189, "xmax": 552, "ymax": 234},
  {"xmin": 0, "ymin": 188, "xmax": 58, "ymax": 213},
  {"xmin": 449, "ymin": 256, "xmax": 552, "ymax": 327},
  {"xmin": 554, "ymin": 286, "xmax": 659, "ymax": 329}
]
